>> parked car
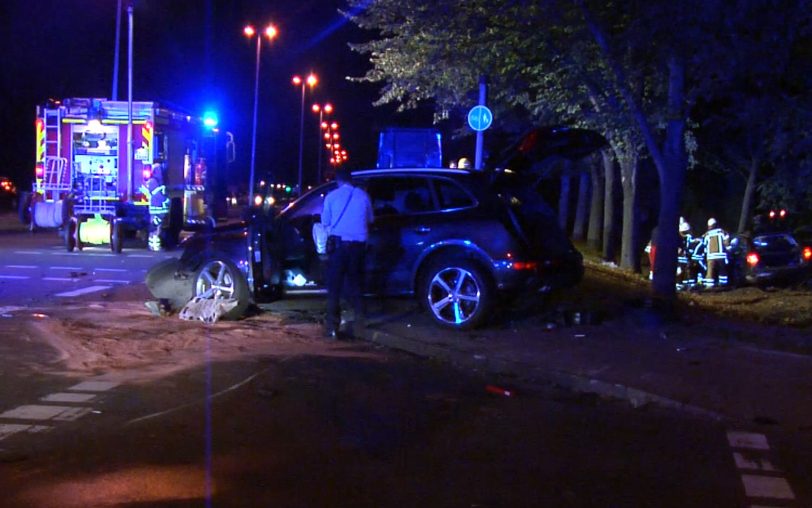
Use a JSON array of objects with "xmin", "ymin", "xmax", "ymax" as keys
[
  {"xmin": 729, "ymin": 230, "xmax": 812, "ymax": 286},
  {"xmin": 146, "ymin": 167, "xmax": 584, "ymax": 329}
]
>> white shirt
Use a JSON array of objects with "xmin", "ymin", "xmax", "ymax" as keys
[{"xmin": 321, "ymin": 182, "xmax": 373, "ymax": 242}]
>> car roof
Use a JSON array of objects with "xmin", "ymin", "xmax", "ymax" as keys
[{"xmin": 351, "ymin": 168, "xmax": 476, "ymax": 177}]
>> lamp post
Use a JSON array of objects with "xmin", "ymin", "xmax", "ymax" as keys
[
  {"xmin": 244, "ymin": 23, "xmax": 278, "ymax": 204},
  {"xmin": 112, "ymin": 0, "xmax": 123, "ymax": 100},
  {"xmin": 311, "ymin": 103, "xmax": 332, "ymax": 184},
  {"xmin": 126, "ymin": 1, "xmax": 134, "ymax": 200},
  {"xmin": 292, "ymin": 73, "xmax": 317, "ymax": 194}
]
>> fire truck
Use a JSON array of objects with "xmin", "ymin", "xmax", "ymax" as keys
[{"xmin": 27, "ymin": 97, "xmax": 233, "ymax": 252}]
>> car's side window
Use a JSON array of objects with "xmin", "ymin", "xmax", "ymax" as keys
[
  {"xmin": 285, "ymin": 183, "xmax": 336, "ymax": 220},
  {"xmin": 366, "ymin": 176, "xmax": 435, "ymax": 216},
  {"xmin": 432, "ymin": 178, "xmax": 476, "ymax": 211}
]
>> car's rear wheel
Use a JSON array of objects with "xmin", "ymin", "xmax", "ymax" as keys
[
  {"xmin": 421, "ymin": 257, "xmax": 492, "ymax": 330},
  {"xmin": 193, "ymin": 258, "xmax": 250, "ymax": 320}
]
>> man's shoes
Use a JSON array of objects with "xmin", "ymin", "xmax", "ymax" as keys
[{"xmin": 323, "ymin": 327, "xmax": 339, "ymax": 340}]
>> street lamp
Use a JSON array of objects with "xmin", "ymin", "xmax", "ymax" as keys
[
  {"xmin": 292, "ymin": 73, "xmax": 317, "ymax": 194},
  {"xmin": 244, "ymin": 23, "xmax": 278, "ymax": 204},
  {"xmin": 312, "ymin": 103, "xmax": 332, "ymax": 184}
]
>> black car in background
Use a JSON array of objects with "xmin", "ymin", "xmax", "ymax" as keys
[
  {"xmin": 729, "ymin": 230, "xmax": 812, "ymax": 286},
  {"xmin": 146, "ymin": 167, "xmax": 583, "ymax": 329}
]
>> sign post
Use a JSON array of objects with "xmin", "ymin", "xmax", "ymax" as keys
[{"xmin": 468, "ymin": 76, "xmax": 491, "ymax": 170}]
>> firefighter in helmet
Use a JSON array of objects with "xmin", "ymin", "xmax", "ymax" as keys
[
  {"xmin": 703, "ymin": 217, "xmax": 730, "ymax": 287},
  {"xmin": 140, "ymin": 163, "xmax": 169, "ymax": 251},
  {"xmin": 677, "ymin": 217, "xmax": 696, "ymax": 288}
]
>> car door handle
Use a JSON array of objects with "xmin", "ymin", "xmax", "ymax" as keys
[{"xmin": 414, "ymin": 227, "xmax": 431, "ymax": 234}]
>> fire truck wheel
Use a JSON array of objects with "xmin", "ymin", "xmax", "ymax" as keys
[
  {"xmin": 193, "ymin": 258, "xmax": 250, "ymax": 320},
  {"xmin": 18, "ymin": 192, "xmax": 32, "ymax": 225},
  {"xmin": 65, "ymin": 218, "xmax": 77, "ymax": 252},
  {"xmin": 75, "ymin": 220, "xmax": 84, "ymax": 251},
  {"xmin": 110, "ymin": 221, "xmax": 123, "ymax": 253}
]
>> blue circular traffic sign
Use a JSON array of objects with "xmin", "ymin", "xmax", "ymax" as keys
[{"xmin": 468, "ymin": 105, "xmax": 493, "ymax": 132}]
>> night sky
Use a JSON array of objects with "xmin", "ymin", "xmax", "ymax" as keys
[{"xmin": 0, "ymin": 0, "xmax": 435, "ymax": 190}]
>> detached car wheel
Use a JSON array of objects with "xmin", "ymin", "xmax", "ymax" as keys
[
  {"xmin": 193, "ymin": 258, "xmax": 250, "ymax": 320},
  {"xmin": 421, "ymin": 257, "xmax": 492, "ymax": 330}
]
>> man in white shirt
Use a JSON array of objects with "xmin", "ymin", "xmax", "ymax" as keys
[{"xmin": 321, "ymin": 167, "xmax": 374, "ymax": 338}]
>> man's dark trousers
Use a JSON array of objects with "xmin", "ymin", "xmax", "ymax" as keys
[{"xmin": 326, "ymin": 240, "xmax": 365, "ymax": 334}]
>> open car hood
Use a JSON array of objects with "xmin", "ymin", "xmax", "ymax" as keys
[{"xmin": 492, "ymin": 126, "xmax": 607, "ymax": 173}]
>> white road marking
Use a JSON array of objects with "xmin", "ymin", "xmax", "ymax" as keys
[
  {"xmin": 0, "ymin": 423, "xmax": 51, "ymax": 441},
  {"xmin": 727, "ymin": 431, "xmax": 770, "ymax": 450},
  {"xmin": 13, "ymin": 251, "xmax": 41, "ymax": 255},
  {"xmin": 67, "ymin": 380, "xmax": 120, "ymax": 392},
  {"xmin": 43, "ymin": 277, "xmax": 77, "ymax": 282},
  {"xmin": 733, "ymin": 452, "xmax": 779, "ymax": 472},
  {"xmin": 0, "ymin": 404, "xmax": 82, "ymax": 421},
  {"xmin": 49, "ymin": 266, "xmax": 82, "ymax": 270},
  {"xmin": 94, "ymin": 279, "xmax": 130, "ymax": 284},
  {"xmin": 55, "ymin": 285, "xmax": 111, "ymax": 297},
  {"xmin": 0, "ymin": 275, "xmax": 30, "ymax": 280},
  {"xmin": 127, "ymin": 254, "xmax": 153, "ymax": 258},
  {"xmin": 40, "ymin": 393, "xmax": 97, "ymax": 403},
  {"xmin": 4, "ymin": 265, "xmax": 36, "ymax": 269},
  {"xmin": 95, "ymin": 268, "xmax": 128, "ymax": 272},
  {"xmin": 741, "ymin": 475, "xmax": 795, "ymax": 500}
]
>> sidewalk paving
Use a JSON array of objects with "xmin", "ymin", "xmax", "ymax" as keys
[{"xmin": 352, "ymin": 298, "xmax": 812, "ymax": 432}]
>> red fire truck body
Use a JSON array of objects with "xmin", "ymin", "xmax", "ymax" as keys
[{"xmin": 30, "ymin": 97, "xmax": 227, "ymax": 251}]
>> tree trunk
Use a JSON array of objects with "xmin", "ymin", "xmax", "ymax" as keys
[
  {"xmin": 587, "ymin": 155, "xmax": 604, "ymax": 252},
  {"xmin": 601, "ymin": 149, "xmax": 617, "ymax": 261},
  {"xmin": 651, "ymin": 56, "xmax": 687, "ymax": 300},
  {"xmin": 558, "ymin": 162, "xmax": 572, "ymax": 231},
  {"xmin": 619, "ymin": 146, "xmax": 640, "ymax": 272},
  {"xmin": 737, "ymin": 159, "xmax": 759, "ymax": 233},
  {"xmin": 572, "ymin": 166, "xmax": 590, "ymax": 241}
]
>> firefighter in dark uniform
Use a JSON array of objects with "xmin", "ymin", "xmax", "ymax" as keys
[
  {"xmin": 677, "ymin": 217, "xmax": 696, "ymax": 288},
  {"xmin": 141, "ymin": 163, "xmax": 169, "ymax": 251}
]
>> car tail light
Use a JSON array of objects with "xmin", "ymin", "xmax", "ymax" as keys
[
  {"xmin": 511, "ymin": 261, "xmax": 538, "ymax": 271},
  {"xmin": 746, "ymin": 252, "xmax": 760, "ymax": 266},
  {"xmin": 803, "ymin": 246, "xmax": 812, "ymax": 262}
]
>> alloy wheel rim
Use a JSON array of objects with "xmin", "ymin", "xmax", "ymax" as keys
[
  {"xmin": 195, "ymin": 260, "xmax": 236, "ymax": 299},
  {"xmin": 427, "ymin": 267, "xmax": 480, "ymax": 325}
]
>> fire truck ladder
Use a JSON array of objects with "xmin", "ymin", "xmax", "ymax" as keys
[
  {"xmin": 39, "ymin": 107, "xmax": 71, "ymax": 202},
  {"xmin": 41, "ymin": 156, "xmax": 71, "ymax": 202},
  {"xmin": 43, "ymin": 107, "xmax": 62, "ymax": 160}
]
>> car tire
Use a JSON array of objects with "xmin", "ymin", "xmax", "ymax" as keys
[
  {"xmin": 18, "ymin": 191, "xmax": 32, "ymax": 225},
  {"xmin": 65, "ymin": 217, "xmax": 77, "ymax": 252},
  {"xmin": 110, "ymin": 220, "xmax": 123, "ymax": 253},
  {"xmin": 193, "ymin": 258, "xmax": 250, "ymax": 320},
  {"xmin": 420, "ymin": 256, "xmax": 493, "ymax": 330}
]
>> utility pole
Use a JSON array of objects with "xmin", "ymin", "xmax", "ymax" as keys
[
  {"xmin": 126, "ymin": 1, "xmax": 134, "ymax": 200},
  {"xmin": 112, "ymin": 0, "xmax": 122, "ymax": 100}
]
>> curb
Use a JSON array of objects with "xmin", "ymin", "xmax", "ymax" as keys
[{"xmin": 365, "ymin": 325, "xmax": 728, "ymax": 422}]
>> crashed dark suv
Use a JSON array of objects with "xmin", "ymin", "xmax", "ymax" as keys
[{"xmin": 146, "ymin": 167, "xmax": 583, "ymax": 329}]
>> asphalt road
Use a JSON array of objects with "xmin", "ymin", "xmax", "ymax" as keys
[
  {"xmin": 0, "ymin": 226, "xmax": 174, "ymax": 307},
  {"xmin": 0, "ymin": 219, "xmax": 809, "ymax": 507}
]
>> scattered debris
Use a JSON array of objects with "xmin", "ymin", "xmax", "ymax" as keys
[
  {"xmin": 485, "ymin": 385, "xmax": 514, "ymax": 397},
  {"xmin": 179, "ymin": 297, "xmax": 238, "ymax": 324},
  {"xmin": 145, "ymin": 299, "xmax": 173, "ymax": 317}
]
